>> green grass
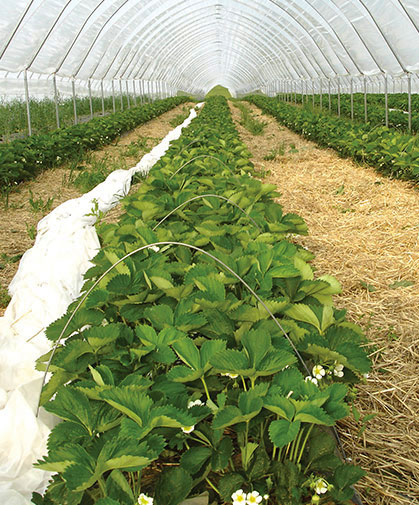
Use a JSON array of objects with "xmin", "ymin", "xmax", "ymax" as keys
[
  {"xmin": 205, "ymin": 85, "xmax": 233, "ymax": 99},
  {"xmin": 234, "ymin": 102, "xmax": 267, "ymax": 135},
  {"xmin": 72, "ymin": 156, "xmax": 113, "ymax": 193},
  {"xmin": 169, "ymin": 106, "xmax": 191, "ymax": 127},
  {"xmin": 120, "ymin": 137, "xmax": 151, "ymax": 158},
  {"xmin": 0, "ymin": 283, "xmax": 11, "ymax": 309},
  {"xmin": 263, "ymin": 142, "xmax": 286, "ymax": 160}
]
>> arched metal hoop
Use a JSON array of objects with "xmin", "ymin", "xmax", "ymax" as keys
[
  {"xmin": 37, "ymin": 240, "xmax": 311, "ymax": 414},
  {"xmin": 152, "ymin": 193, "xmax": 262, "ymax": 232},
  {"xmin": 169, "ymin": 155, "xmax": 233, "ymax": 179}
]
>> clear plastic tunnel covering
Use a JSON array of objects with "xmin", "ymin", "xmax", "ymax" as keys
[{"xmin": 0, "ymin": 0, "xmax": 418, "ymax": 98}]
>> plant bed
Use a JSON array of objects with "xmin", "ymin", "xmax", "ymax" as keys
[
  {"xmin": 32, "ymin": 97, "xmax": 371, "ymax": 505},
  {"xmin": 245, "ymin": 95, "xmax": 419, "ymax": 183},
  {"xmin": 0, "ymin": 96, "xmax": 189, "ymax": 191}
]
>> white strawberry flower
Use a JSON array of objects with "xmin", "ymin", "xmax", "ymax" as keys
[
  {"xmin": 263, "ymin": 495, "xmax": 269, "ymax": 501},
  {"xmin": 231, "ymin": 489, "xmax": 247, "ymax": 505},
  {"xmin": 221, "ymin": 372, "xmax": 239, "ymax": 379},
  {"xmin": 313, "ymin": 478, "xmax": 328, "ymax": 495},
  {"xmin": 312, "ymin": 365, "xmax": 326, "ymax": 380},
  {"xmin": 187, "ymin": 399, "xmax": 205, "ymax": 408},
  {"xmin": 305, "ymin": 376, "xmax": 318, "ymax": 386},
  {"xmin": 247, "ymin": 490, "xmax": 263, "ymax": 504},
  {"xmin": 333, "ymin": 363, "xmax": 344, "ymax": 377},
  {"xmin": 138, "ymin": 493, "xmax": 153, "ymax": 505},
  {"xmin": 181, "ymin": 425, "xmax": 195, "ymax": 434}
]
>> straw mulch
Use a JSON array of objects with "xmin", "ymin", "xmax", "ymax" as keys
[
  {"xmin": 230, "ymin": 102, "xmax": 419, "ymax": 505},
  {"xmin": 0, "ymin": 102, "xmax": 195, "ymax": 317}
]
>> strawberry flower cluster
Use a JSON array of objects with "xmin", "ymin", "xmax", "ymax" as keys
[
  {"xmin": 306, "ymin": 362, "xmax": 345, "ymax": 385},
  {"xmin": 231, "ymin": 489, "xmax": 269, "ymax": 505},
  {"xmin": 138, "ymin": 493, "xmax": 153, "ymax": 505}
]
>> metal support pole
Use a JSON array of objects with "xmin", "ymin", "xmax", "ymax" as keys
[
  {"xmin": 337, "ymin": 77, "xmax": 341, "ymax": 117},
  {"xmin": 301, "ymin": 80, "xmax": 304, "ymax": 105},
  {"xmin": 126, "ymin": 80, "xmax": 130, "ymax": 109},
  {"xmin": 138, "ymin": 81, "xmax": 143, "ymax": 104},
  {"xmin": 101, "ymin": 79, "xmax": 105, "ymax": 115},
  {"xmin": 53, "ymin": 73, "xmax": 60, "ymax": 129},
  {"xmin": 384, "ymin": 74, "xmax": 388, "ymax": 127},
  {"xmin": 328, "ymin": 79, "xmax": 331, "ymax": 111},
  {"xmin": 364, "ymin": 75, "xmax": 368, "ymax": 123},
  {"xmin": 319, "ymin": 78, "xmax": 322, "ymax": 111},
  {"xmin": 88, "ymin": 79, "xmax": 93, "ymax": 119},
  {"xmin": 72, "ymin": 78, "xmax": 78, "ymax": 125},
  {"xmin": 312, "ymin": 79, "xmax": 315, "ymax": 108},
  {"xmin": 350, "ymin": 77, "xmax": 354, "ymax": 120},
  {"xmin": 407, "ymin": 73, "xmax": 412, "ymax": 133},
  {"xmin": 112, "ymin": 80, "xmax": 116, "ymax": 113},
  {"xmin": 119, "ymin": 79, "xmax": 123, "ymax": 110},
  {"xmin": 24, "ymin": 69, "xmax": 32, "ymax": 136},
  {"xmin": 133, "ymin": 80, "xmax": 137, "ymax": 106}
]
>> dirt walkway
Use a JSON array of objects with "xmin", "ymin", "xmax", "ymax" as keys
[
  {"xmin": 230, "ymin": 102, "xmax": 419, "ymax": 505},
  {"xmin": 0, "ymin": 102, "xmax": 195, "ymax": 316}
]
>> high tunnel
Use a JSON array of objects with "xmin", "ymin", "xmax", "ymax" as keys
[{"xmin": 0, "ymin": 0, "xmax": 418, "ymax": 99}]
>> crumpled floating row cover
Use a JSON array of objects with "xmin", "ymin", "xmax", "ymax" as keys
[{"xmin": 0, "ymin": 0, "xmax": 418, "ymax": 96}]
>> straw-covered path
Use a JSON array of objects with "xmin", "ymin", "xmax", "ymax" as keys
[{"xmin": 230, "ymin": 102, "xmax": 419, "ymax": 505}]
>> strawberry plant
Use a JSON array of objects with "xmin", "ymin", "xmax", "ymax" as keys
[
  {"xmin": 34, "ymin": 96, "xmax": 370, "ymax": 505},
  {"xmin": 300, "ymin": 92, "xmax": 418, "ymax": 134},
  {"xmin": 246, "ymin": 95, "xmax": 418, "ymax": 183},
  {"xmin": 0, "ymin": 96, "xmax": 189, "ymax": 191}
]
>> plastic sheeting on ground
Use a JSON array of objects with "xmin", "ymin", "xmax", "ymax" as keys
[{"xmin": 0, "ymin": 103, "xmax": 203, "ymax": 504}]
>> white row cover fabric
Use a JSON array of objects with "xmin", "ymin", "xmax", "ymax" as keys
[
  {"xmin": 0, "ymin": 103, "xmax": 203, "ymax": 504},
  {"xmin": 0, "ymin": 1, "xmax": 417, "ymax": 96}
]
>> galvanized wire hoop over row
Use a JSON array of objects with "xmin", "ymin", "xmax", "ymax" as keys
[
  {"xmin": 169, "ymin": 154, "xmax": 233, "ymax": 179},
  {"xmin": 38, "ymin": 240, "xmax": 312, "ymax": 416},
  {"xmin": 152, "ymin": 193, "xmax": 262, "ymax": 232}
]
